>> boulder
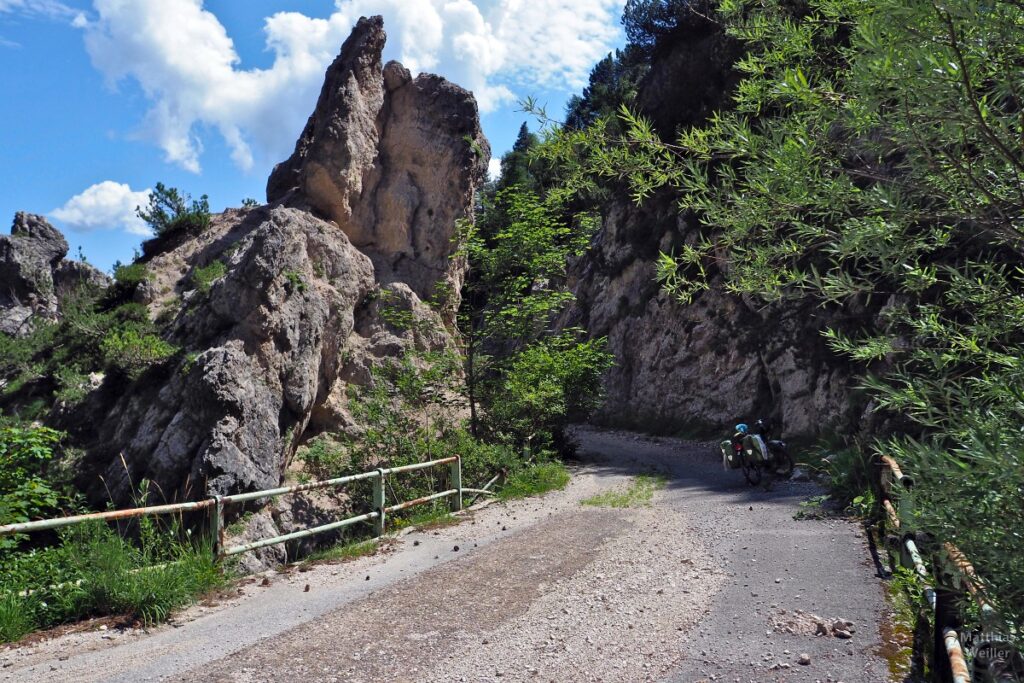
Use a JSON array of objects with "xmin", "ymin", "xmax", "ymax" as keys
[
  {"xmin": 87, "ymin": 207, "xmax": 378, "ymax": 504},
  {"xmin": 0, "ymin": 212, "xmax": 109, "ymax": 335}
]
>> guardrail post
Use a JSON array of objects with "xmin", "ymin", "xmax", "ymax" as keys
[
  {"xmin": 373, "ymin": 469, "xmax": 386, "ymax": 537},
  {"xmin": 450, "ymin": 456, "xmax": 463, "ymax": 512},
  {"xmin": 212, "ymin": 496, "xmax": 225, "ymax": 562}
]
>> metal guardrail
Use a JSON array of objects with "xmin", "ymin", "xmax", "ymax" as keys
[
  {"xmin": 0, "ymin": 456, "xmax": 473, "ymax": 562},
  {"xmin": 877, "ymin": 455, "xmax": 1020, "ymax": 683}
]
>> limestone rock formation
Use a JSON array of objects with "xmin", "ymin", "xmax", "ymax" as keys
[
  {"xmin": 0, "ymin": 212, "xmax": 109, "ymax": 335},
  {"xmin": 561, "ymin": 24, "xmax": 863, "ymax": 439},
  {"xmin": 561, "ymin": 198, "xmax": 861, "ymax": 437},
  {"xmin": 268, "ymin": 15, "xmax": 489, "ymax": 310},
  {"xmin": 75, "ymin": 16, "xmax": 488, "ymax": 512}
]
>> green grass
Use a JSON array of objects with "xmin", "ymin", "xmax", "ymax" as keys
[
  {"xmin": 0, "ymin": 593, "xmax": 33, "ymax": 643},
  {"xmin": 390, "ymin": 504, "xmax": 459, "ymax": 532},
  {"xmin": 302, "ymin": 538, "xmax": 380, "ymax": 565},
  {"xmin": 191, "ymin": 260, "xmax": 227, "ymax": 294},
  {"xmin": 0, "ymin": 522, "xmax": 226, "ymax": 643},
  {"xmin": 498, "ymin": 462, "xmax": 571, "ymax": 500},
  {"xmin": 581, "ymin": 474, "xmax": 666, "ymax": 508}
]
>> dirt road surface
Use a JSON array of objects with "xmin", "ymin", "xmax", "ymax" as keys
[{"xmin": 2, "ymin": 427, "xmax": 892, "ymax": 682}]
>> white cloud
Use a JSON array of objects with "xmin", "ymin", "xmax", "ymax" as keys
[
  {"xmin": 51, "ymin": 181, "xmax": 153, "ymax": 236},
  {"xmin": 76, "ymin": 0, "xmax": 625, "ymax": 174},
  {"xmin": 0, "ymin": 0, "xmax": 77, "ymax": 19}
]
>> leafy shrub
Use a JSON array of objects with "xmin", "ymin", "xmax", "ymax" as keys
[
  {"xmin": 136, "ymin": 182, "xmax": 210, "ymax": 237},
  {"xmin": 498, "ymin": 461, "xmax": 570, "ymax": 500},
  {"xmin": 283, "ymin": 269, "xmax": 307, "ymax": 293},
  {"xmin": 488, "ymin": 332, "xmax": 612, "ymax": 450},
  {"xmin": 892, "ymin": 424, "xmax": 1024, "ymax": 641},
  {"xmin": 301, "ymin": 435, "xmax": 348, "ymax": 482},
  {"xmin": 53, "ymin": 366, "xmax": 90, "ymax": 405},
  {"xmin": 191, "ymin": 260, "xmax": 226, "ymax": 294},
  {"xmin": 100, "ymin": 327, "xmax": 178, "ymax": 378},
  {"xmin": 112, "ymin": 263, "xmax": 150, "ymax": 288},
  {"xmin": 0, "ymin": 426, "xmax": 65, "ymax": 549},
  {"xmin": 0, "ymin": 282, "xmax": 174, "ymax": 412}
]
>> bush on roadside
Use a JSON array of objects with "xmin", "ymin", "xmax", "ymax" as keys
[
  {"xmin": 497, "ymin": 461, "xmax": 570, "ymax": 501},
  {"xmin": 0, "ymin": 426, "xmax": 68, "ymax": 550}
]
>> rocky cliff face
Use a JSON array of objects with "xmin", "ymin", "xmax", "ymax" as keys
[
  {"xmin": 0, "ymin": 212, "xmax": 110, "ymax": 336},
  {"xmin": 561, "ymin": 25, "xmax": 865, "ymax": 439},
  {"xmin": 268, "ymin": 15, "xmax": 488, "ymax": 315},
  {"xmin": 69, "ymin": 16, "xmax": 488, "ymax": 508},
  {"xmin": 562, "ymin": 201, "xmax": 863, "ymax": 438}
]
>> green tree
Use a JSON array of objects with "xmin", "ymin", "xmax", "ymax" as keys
[
  {"xmin": 494, "ymin": 123, "xmax": 540, "ymax": 194},
  {"xmin": 136, "ymin": 183, "xmax": 210, "ymax": 237},
  {"xmin": 462, "ymin": 185, "xmax": 608, "ymax": 449},
  {"xmin": 564, "ymin": 49, "xmax": 648, "ymax": 132},
  {"xmin": 622, "ymin": 0, "xmax": 715, "ymax": 57}
]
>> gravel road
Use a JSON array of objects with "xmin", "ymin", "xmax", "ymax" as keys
[{"xmin": 1, "ymin": 427, "xmax": 892, "ymax": 682}]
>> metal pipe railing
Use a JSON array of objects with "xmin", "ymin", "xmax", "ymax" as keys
[
  {"xmin": 0, "ymin": 498, "xmax": 216, "ymax": 536},
  {"xmin": 218, "ymin": 471, "xmax": 381, "ymax": 505},
  {"xmin": 944, "ymin": 629, "xmax": 972, "ymax": 683},
  {"xmin": 384, "ymin": 489, "xmax": 457, "ymax": 514},
  {"xmin": 878, "ymin": 455, "xmax": 1019, "ymax": 682},
  {"xmin": 0, "ymin": 455, "xmax": 465, "ymax": 566},
  {"xmin": 223, "ymin": 511, "xmax": 381, "ymax": 557}
]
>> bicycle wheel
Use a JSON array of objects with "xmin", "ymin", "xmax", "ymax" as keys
[
  {"xmin": 773, "ymin": 445, "xmax": 794, "ymax": 477},
  {"xmin": 742, "ymin": 461, "xmax": 762, "ymax": 486}
]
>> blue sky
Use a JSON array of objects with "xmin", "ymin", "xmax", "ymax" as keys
[{"xmin": 0, "ymin": 0, "xmax": 626, "ymax": 271}]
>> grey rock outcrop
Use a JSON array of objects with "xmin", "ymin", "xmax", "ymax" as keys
[
  {"xmin": 268, "ymin": 15, "xmax": 489, "ymax": 311},
  {"xmin": 77, "ymin": 16, "xmax": 487, "ymax": 512},
  {"xmin": 562, "ymin": 200, "xmax": 862, "ymax": 438},
  {"xmin": 561, "ymin": 24, "xmax": 863, "ymax": 439},
  {"xmin": 0, "ymin": 212, "xmax": 109, "ymax": 335}
]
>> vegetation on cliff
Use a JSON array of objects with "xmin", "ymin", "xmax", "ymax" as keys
[{"xmin": 535, "ymin": 0, "xmax": 1024, "ymax": 641}]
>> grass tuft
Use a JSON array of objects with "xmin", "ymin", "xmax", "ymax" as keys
[
  {"xmin": 302, "ymin": 539, "xmax": 380, "ymax": 565},
  {"xmin": 581, "ymin": 474, "xmax": 666, "ymax": 508},
  {"xmin": 498, "ymin": 462, "xmax": 571, "ymax": 500},
  {"xmin": 191, "ymin": 260, "xmax": 227, "ymax": 294}
]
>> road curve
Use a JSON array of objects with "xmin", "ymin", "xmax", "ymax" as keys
[{"xmin": 1, "ymin": 427, "xmax": 892, "ymax": 682}]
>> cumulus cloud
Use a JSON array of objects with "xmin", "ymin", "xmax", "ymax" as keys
[
  {"xmin": 51, "ymin": 181, "xmax": 153, "ymax": 236},
  {"xmin": 75, "ymin": 0, "xmax": 625, "ymax": 174}
]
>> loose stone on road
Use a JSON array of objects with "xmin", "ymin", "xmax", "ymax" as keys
[{"xmin": 2, "ymin": 427, "xmax": 891, "ymax": 682}]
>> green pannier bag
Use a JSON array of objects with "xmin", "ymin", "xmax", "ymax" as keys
[
  {"xmin": 742, "ymin": 434, "xmax": 770, "ymax": 465},
  {"xmin": 720, "ymin": 440, "xmax": 742, "ymax": 470}
]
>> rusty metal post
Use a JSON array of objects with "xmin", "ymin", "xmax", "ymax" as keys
[
  {"xmin": 373, "ymin": 469, "xmax": 386, "ymax": 537},
  {"xmin": 944, "ymin": 628, "xmax": 972, "ymax": 683},
  {"xmin": 450, "ymin": 456, "xmax": 463, "ymax": 512},
  {"xmin": 212, "ymin": 496, "xmax": 225, "ymax": 562}
]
